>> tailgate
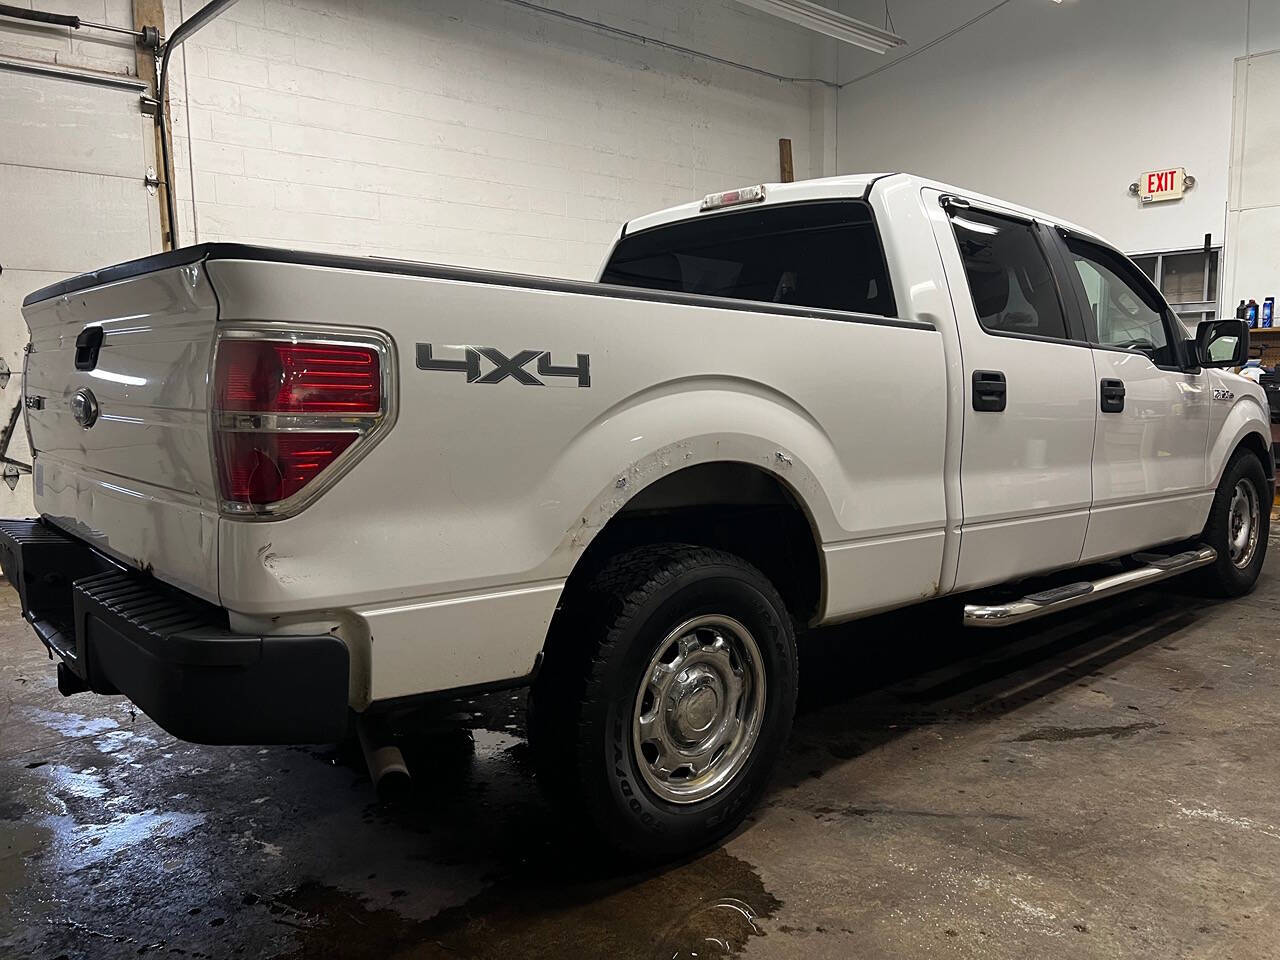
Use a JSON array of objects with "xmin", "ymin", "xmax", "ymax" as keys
[{"xmin": 21, "ymin": 258, "xmax": 220, "ymax": 602}]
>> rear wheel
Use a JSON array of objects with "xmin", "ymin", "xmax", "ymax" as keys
[
  {"xmin": 1195, "ymin": 450, "xmax": 1271, "ymax": 597},
  {"xmin": 529, "ymin": 545, "xmax": 797, "ymax": 861}
]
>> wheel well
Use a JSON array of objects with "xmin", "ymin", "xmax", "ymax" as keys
[
  {"xmin": 1237, "ymin": 431, "xmax": 1275, "ymax": 485},
  {"xmin": 563, "ymin": 462, "xmax": 823, "ymax": 623}
]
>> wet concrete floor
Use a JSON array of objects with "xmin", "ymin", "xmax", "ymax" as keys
[{"xmin": 5, "ymin": 541, "xmax": 1280, "ymax": 959}]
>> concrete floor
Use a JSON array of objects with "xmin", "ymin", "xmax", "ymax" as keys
[{"xmin": 4, "ymin": 542, "xmax": 1280, "ymax": 959}]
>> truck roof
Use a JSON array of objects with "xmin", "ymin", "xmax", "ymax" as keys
[{"xmin": 623, "ymin": 172, "xmax": 1107, "ymax": 247}]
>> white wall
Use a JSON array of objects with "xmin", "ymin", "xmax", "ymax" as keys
[
  {"xmin": 835, "ymin": 0, "xmax": 1280, "ymax": 257},
  {"xmin": 0, "ymin": 0, "xmax": 139, "ymax": 73},
  {"xmin": 1226, "ymin": 47, "xmax": 1280, "ymax": 312},
  {"xmin": 164, "ymin": 0, "xmax": 829, "ymax": 279},
  {"xmin": 0, "ymin": 2, "xmax": 161, "ymax": 516}
]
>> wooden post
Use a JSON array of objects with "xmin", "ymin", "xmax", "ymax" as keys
[
  {"xmin": 133, "ymin": 0, "xmax": 173, "ymax": 250},
  {"xmin": 778, "ymin": 138, "xmax": 794, "ymax": 183}
]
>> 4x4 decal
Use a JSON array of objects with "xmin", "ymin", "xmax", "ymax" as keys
[{"xmin": 416, "ymin": 344, "xmax": 590, "ymax": 387}]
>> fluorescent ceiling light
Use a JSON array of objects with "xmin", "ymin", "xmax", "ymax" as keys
[{"xmin": 730, "ymin": 0, "xmax": 906, "ymax": 54}]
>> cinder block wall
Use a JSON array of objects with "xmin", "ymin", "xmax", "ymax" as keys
[
  {"xmin": 0, "ymin": 0, "xmax": 138, "ymax": 72},
  {"xmin": 0, "ymin": 0, "xmax": 153, "ymax": 518},
  {"xmin": 164, "ymin": 0, "xmax": 828, "ymax": 278}
]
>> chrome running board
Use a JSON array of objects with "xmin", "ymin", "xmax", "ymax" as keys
[{"xmin": 963, "ymin": 546, "xmax": 1217, "ymax": 628}]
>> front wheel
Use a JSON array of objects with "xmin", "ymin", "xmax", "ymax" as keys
[
  {"xmin": 1195, "ymin": 450, "xmax": 1271, "ymax": 597},
  {"xmin": 529, "ymin": 545, "xmax": 797, "ymax": 861}
]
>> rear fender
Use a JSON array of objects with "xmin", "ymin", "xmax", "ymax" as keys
[{"xmin": 539, "ymin": 381, "xmax": 844, "ymax": 571}]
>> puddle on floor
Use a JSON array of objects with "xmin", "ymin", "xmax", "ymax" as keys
[
  {"xmin": 24, "ymin": 707, "xmax": 120, "ymax": 739},
  {"xmin": 268, "ymin": 847, "xmax": 781, "ymax": 960},
  {"xmin": 3, "ymin": 688, "xmax": 782, "ymax": 960}
]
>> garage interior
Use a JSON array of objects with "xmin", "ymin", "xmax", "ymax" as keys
[{"xmin": 3, "ymin": 0, "xmax": 1280, "ymax": 957}]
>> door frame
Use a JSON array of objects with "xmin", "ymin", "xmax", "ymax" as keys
[
  {"xmin": 1044, "ymin": 225, "xmax": 1213, "ymax": 560},
  {"xmin": 1042, "ymin": 225, "xmax": 1199, "ymax": 375},
  {"xmin": 932, "ymin": 192, "xmax": 1104, "ymax": 590}
]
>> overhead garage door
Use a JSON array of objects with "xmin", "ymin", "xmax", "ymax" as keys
[{"xmin": 0, "ymin": 63, "xmax": 160, "ymax": 515}]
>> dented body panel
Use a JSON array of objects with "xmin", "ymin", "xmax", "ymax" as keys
[
  {"xmin": 206, "ymin": 255, "xmax": 947, "ymax": 702},
  {"xmin": 21, "ymin": 264, "xmax": 221, "ymax": 603}
]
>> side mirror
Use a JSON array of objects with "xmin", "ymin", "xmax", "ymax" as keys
[{"xmin": 1195, "ymin": 318, "xmax": 1249, "ymax": 368}]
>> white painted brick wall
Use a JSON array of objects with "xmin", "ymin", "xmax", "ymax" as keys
[
  {"xmin": 166, "ymin": 0, "xmax": 829, "ymax": 278},
  {"xmin": 0, "ymin": 0, "xmax": 138, "ymax": 75},
  {"xmin": 0, "ymin": 9, "xmax": 158, "ymax": 516}
]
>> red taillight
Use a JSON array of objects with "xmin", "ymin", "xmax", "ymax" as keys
[
  {"xmin": 215, "ymin": 340, "xmax": 380, "ymax": 414},
  {"xmin": 212, "ymin": 334, "xmax": 388, "ymax": 513},
  {"xmin": 215, "ymin": 432, "xmax": 358, "ymax": 505}
]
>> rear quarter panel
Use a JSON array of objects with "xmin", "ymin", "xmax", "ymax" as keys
[{"xmin": 207, "ymin": 259, "xmax": 949, "ymax": 700}]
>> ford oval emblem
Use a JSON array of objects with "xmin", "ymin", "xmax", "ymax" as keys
[{"xmin": 71, "ymin": 388, "xmax": 99, "ymax": 429}]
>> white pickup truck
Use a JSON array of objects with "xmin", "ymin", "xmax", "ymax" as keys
[{"xmin": 3, "ymin": 173, "xmax": 1270, "ymax": 859}]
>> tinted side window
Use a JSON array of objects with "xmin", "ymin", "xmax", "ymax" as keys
[
  {"xmin": 600, "ymin": 201, "xmax": 896, "ymax": 317},
  {"xmin": 1064, "ymin": 238, "xmax": 1177, "ymax": 367},
  {"xmin": 949, "ymin": 209, "xmax": 1069, "ymax": 341}
]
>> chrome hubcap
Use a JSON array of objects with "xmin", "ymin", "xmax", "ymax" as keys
[
  {"xmin": 1229, "ymin": 480, "xmax": 1260, "ymax": 569},
  {"xmin": 632, "ymin": 615, "xmax": 766, "ymax": 804}
]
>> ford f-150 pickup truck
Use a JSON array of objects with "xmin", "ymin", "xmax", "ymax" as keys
[{"xmin": 3, "ymin": 173, "xmax": 1270, "ymax": 859}]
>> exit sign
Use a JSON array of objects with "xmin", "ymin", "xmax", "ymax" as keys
[{"xmin": 1139, "ymin": 167, "xmax": 1186, "ymax": 203}]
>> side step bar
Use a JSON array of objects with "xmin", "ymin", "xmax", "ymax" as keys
[{"xmin": 963, "ymin": 546, "xmax": 1217, "ymax": 627}]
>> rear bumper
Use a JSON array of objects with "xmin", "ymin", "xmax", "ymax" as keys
[{"xmin": 0, "ymin": 518, "xmax": 349, "ymax": 744}]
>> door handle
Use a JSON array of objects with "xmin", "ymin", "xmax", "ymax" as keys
[
  {"xmin": 1100, "ymin": 378, "xmax": 1125, "ymax": 413},
  {"xmin": 972, "ymin": 370, "xmax": 1007, "ymax": 412}
]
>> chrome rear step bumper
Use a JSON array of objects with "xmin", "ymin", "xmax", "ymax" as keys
[{"xmin": 963, "ymin": 546, "xmax": 1217, "ymax": 627}]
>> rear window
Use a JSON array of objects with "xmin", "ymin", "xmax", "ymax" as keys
[
  {"xmin": 600, "ymin": 201, "xmax": 896, "ymax": 318},
  {"xmin": 948, "ymin": 208, "xmax": 1070, "ymax": 341}
]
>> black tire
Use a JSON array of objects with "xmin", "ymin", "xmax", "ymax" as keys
[
  {"xmin": 1194, "ymin": 450, "xmax": 1271, "ymax": 597},
  {"xmin": 529, "ymin": 544, "xmax": 797, "ymax": 861}
]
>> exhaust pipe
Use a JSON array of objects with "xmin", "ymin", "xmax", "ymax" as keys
[
  {"xmin": 56, "ymin": 662, "xmax": 89, "ymax": 696},
  {"xmin": 356, "ymin": 713, "xmax": 410, "ymax": 799}
]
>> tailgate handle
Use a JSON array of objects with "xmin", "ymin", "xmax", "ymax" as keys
[{"xmin": 74, "ymin": 327, "xmax": 104, "ymax": 371}]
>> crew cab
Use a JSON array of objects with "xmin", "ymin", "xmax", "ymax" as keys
[{"xmin": 2, "ymin": 173, "xmax": 1270, "ymax": 859}]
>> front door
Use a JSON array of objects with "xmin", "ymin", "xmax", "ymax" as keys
[
  {"xmin": 931, "ymin": 195, "xmax": 1099, "ymax": 591},
  {"xmin": 1055, "ymin": 233, "xmax": 1212, "ymax": 560}
]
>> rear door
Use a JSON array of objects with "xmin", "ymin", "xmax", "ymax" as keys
[
  {"xmin": 1053, "ymin": 232, "xmax": 1212, "ymax": 560},
  {"xmin": 930, "ymin": 194, "xmax": 1098, "ymax": 591}
]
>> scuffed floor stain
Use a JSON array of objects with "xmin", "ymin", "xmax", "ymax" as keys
[
  {"xmin": 807, "ymin": 803, "xmax": 1027, "ymax": 823},
  {"xmin": 1166, "ymin": 799, "xmax": 1280, "ymax": 841},
  {"xmin": 1010, "ymin": 721, "xmax": 1159, "ymax": 743}
]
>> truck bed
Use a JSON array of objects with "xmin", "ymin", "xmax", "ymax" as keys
[{"xmin": 22, "ymin": 241, "xmax": 947, "ymax": 704}]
